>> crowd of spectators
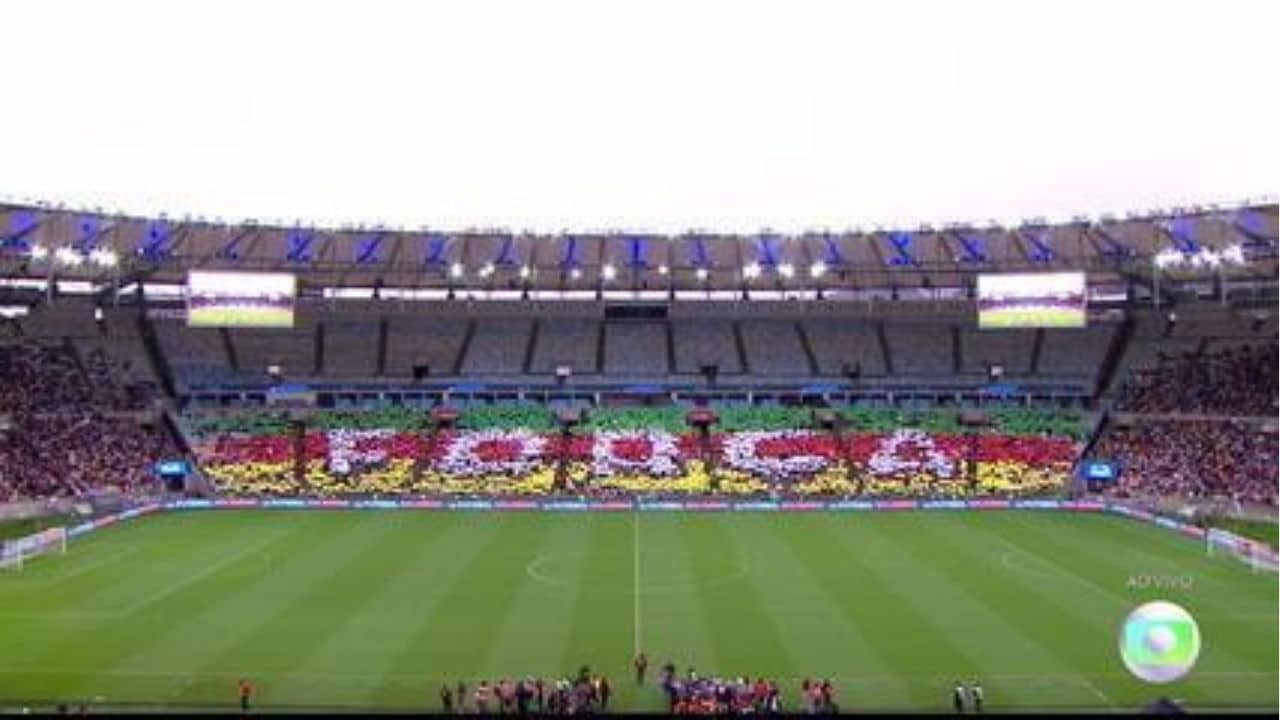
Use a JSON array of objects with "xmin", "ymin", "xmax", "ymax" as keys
[
  {"xmin": 1094, "ymin": 420, "xmax": 1279, "ymax": 507},
  {"xmin": 0, "ymin": 342, "xmax": 175, "ymax": 502},
  {"xmin": 0, "ymin": 413, "xmax": 177, "ymax": 502},
  {"xmin": 0, "ymin": 343, "xmax": 150, "ymax": 414},
  {"xmin": 1117, "ymin": 344, "xmax": 1278, "ymax": 416}
]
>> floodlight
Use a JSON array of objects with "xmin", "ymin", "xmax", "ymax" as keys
[
  {"xmin": 90, "ymin": 248, "xmax": 118, "ymax": 267},
  {"xmin": 55, "ymin": 247, "xmax": 83, "ymax": 266}
]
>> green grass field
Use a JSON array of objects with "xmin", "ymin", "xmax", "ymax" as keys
[{"xmin": 0, "ymin": 510, "xmax": 1275, "ymax": 713}]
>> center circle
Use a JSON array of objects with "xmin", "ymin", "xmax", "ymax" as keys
[{"xmin": 525, "ymin": 552, "xmax": 749, "ymax": 595}]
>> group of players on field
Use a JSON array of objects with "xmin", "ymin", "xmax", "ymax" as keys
[{"xmin": 231, "ymin": 656, "xmax": 986, "ymax": 714}]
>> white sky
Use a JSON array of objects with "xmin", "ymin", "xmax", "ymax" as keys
[{"xmin": 0, "ymin": 0, "xmax": 1275, "ymax": 234}]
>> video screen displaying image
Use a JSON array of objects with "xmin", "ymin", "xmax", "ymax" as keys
[
  {"xmin": 186, "ymin": 271, "xmax": 296, "ymax": 328},
  {"xmin": 977, "ymin": 272, "xmax": 1086, "ymax": 329}
]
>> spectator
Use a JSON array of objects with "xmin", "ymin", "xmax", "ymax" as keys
[
  {"xmin": 1094, "ymin": 420, "xmax": 1278, "ymax": 507},
  {"xmin": 1118, "ymin": 344, "xmax": 1278, "ymax": 416}
]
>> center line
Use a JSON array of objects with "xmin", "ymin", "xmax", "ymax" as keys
[{"xmin": 632, "ymin": 510, "xmax": 642, "ymax": 658}]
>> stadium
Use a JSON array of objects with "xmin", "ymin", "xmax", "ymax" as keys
[{"xmin": 1, "ymin": 1, "xmax": 1278, "ymax": 714}]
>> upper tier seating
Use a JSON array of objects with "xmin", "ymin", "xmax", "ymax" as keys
[
  {"xmin": 322, "ymin": 319, "xmax": 380, "ymax": 377},
  {"xmin": 460, "ymin": 318, "xmax": 533, "ymax": 374},
  {"xmin": 672, "ymin": 320, "xmax": 743, "ymax": 374},
  {"xmin": 884, "ymin": 323, "xmax": 954, "ymax": 376},
  {"xmin": 802, "ymin": 319, "xmax": 886, "ymax": 377},
  {"xmin": 384, "ymin": 316, "xmax": 470, "ymax": 379},
  {"xmin": 958, "ymin": 328, "xmax": 1034, "ymax": 376},
  {"xmin": 738, "ymin": 320, "xmax": 810, "ymax": 376},
  {"xmin": 602, "ymin": 322, "xmax": 669, "ymax": 376},
  {"xmin": 530, "ymin": 319, "xmax": 600, "ymax": 374}
]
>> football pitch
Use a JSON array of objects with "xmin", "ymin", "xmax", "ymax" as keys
[{"xmin": 0, "ymin": 510, "xmax": 1275, "ymax": 713}]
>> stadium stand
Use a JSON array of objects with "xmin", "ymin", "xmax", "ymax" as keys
[
  {"xmin": 602, "ymin": 322, "xmax": 669, "ymax": 376},
  {"xmin": 1036, "ymin": 324, "xmax": 1116, "ymax": 381},
  {"xmin": 801, "ymin": 319, "xmax": 887, "ymax": 377},
  {"xmin": 384, "ymin": 314, "xmax": 470, "ymax": 380},
  {"xmin": 321, "ymin": 317, "xmax": 381, "ymax": 378},
  {"xmin": 1094, "ymin": 419, "xmax": 1278, "ymax": 507},
  {"xmin": 154, "ymin": 318, "xmax": 240, "ymax": 387},
  {"xmin": 737, "ymin": 320, "xmax": 811, "ymax": 376},
  {"xmin": 671, "ymin": 320, "xmax": 744, "ymax": 375},
  {"xmin": 228, "ymin": 315, "xmax": 319, "ymax": 379},
  {"xmin": 460, "ymin": 318, "xmax": 534, "ymax": 375},
  {"xmin": 883, "ymin": 322, "xmax": 954, "ymax": 377},
  {"xmin": 529, "ymin": 318, "xmax": 601, "ymax": 375},
  {"xmin": 958, "ymin": 328, "xmax": 1034, "ymax": 376}
]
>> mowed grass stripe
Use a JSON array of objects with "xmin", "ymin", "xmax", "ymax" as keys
[
  {"xmin": 885, "ymin": 515, "xmax": 1108, "ymax": 708},
  {"xmin": 105, "ymin": 511, "xmax": 404, "ymax": 706},
  {"xmin": 382, "ymin": 515, "xmax": 557, "ymax": 681},
  {"xmin": 772, "ymin": 515, "xmax": 974, "ymax": 708},
  {"xmin": 1047, "ymin": 513, "xmax": 1277, "ymax": 606},
  {"xmin": 481, "ymin": 513, "xmax": 598, "ymax": 682},
  {"xmin": 902, "ymin": 514, "xmax": 1122, "ymax": 708},
  {"xmin": 739, "ymin": 514, "xmax": 914, "ymax": 708},
  {"xmin": 0, "ymin": 510, "xmax": 1273, "ymax": 712},
  {"xmin": 1000, "ymin": 513, "xmax": 1279, "ymax": 682},
  {"xmin": 682, "ymin": 516, "xmax": 795, "ymax": 678},
  {"xmin": 951, "ymin": 512, "xmax": 1274, "ymax": 708},
  {"xmin": 637, "ymin": 515, "xmax": 721, "ymax": 677},
  {"xmin": 0, "ymin": 512, "xmax": 308, "ymax": 703},
  {"xmin": 362, "ymin": 514, "xmax": 518, "ymax": 700},
  {"xmin": 210, "ymin": 512, "xmax": 456, "ymax": 707},
  {"xmin": 558, "ymin": 514, "xmax": 631, "ymax": 684}
]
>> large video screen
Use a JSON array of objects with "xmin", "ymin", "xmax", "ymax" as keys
[
  {"xmin": 977, "ymin": 272, "xmax": 1086, "ymax": 329},
  {"xmin": 186, "ymin": 271, "xmax": 296, "ymax": 328}
]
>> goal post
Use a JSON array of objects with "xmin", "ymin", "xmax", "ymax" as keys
[
  {"xmin": 1206, "ymin": 528, "xmax": 1279, "ymax": 574},
  {"xmin": 0, "ymin": 526, "xmax": 68, "ymax": 572}
]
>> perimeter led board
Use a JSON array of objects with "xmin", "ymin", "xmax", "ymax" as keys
[
  {"xmin": 186, "ymin": 271, "xmax": 296, "ymax": 328},
  {"xmin": 977, "ymin": 272, "xmax": 1086, "ymax": 329}
]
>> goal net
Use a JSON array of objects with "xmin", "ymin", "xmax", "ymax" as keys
[
  {"xmin": 0, "ymin": 526, "xmax": 68, "ymax": 572},
  {"xmin": 1206, "ymin": 528, "xmax": 1280, "ymax": 573}
]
